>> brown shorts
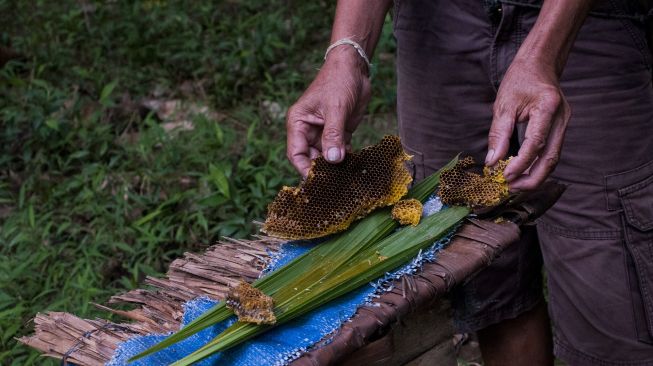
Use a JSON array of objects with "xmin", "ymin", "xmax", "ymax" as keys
[{"xmin": 394, "ymin": 1, "xmax": 653, "ymax": 364}]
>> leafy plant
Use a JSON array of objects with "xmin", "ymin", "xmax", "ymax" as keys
[{"xmin": 0, "ymin": 1, "xmax": 398, "ymax": 364}]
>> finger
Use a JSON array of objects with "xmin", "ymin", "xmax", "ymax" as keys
[
  {"xmin": 503, "ymin": 104, "xmax": 556, "ymax": 181},
  {"xmin": 321, "ymin": 107, "xmax": 348, "ymax": 163},
  {"xmin": 486, "ymin": 105, "xmax": 515, "ymax": 166},
  {"xmin": 287, "ymin": 133, "xmax": 312, "ymax": 177},
  {"xmin": 510, "ymin": 104, "xmax": 569, "ymax": 190},
  {"xmin": 309, "ymin": 147, "xmax": 321, "ymax": 160},
  {"xmin": 311, "ymin": 138, "xmax": 323, "ymax": 152},
  {"xmin": 287, "ymin": 112, "xmax": 317, "ymax": 177},
  {"xmin": 295, "ymin": 113, "xmax": 324, "ymax": 125}
]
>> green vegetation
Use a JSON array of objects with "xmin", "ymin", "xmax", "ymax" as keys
[
  {"xmin": 134, "ymin": 160, "xmax": 467, "ymax": 365},
  {"xmin": 0, "ymin": 1, "xmax": 397, "ymax": 364}
]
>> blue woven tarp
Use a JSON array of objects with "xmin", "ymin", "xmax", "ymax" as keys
[{"xmin": 108, "ymin": 197, "xmax": 448, "ymax": 366}]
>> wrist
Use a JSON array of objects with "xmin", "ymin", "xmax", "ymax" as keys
[
  {"xmin": 513, "ymin": 37, "xmax": 566, "ymax": 77},
  {"xmin": 513, "ymin": 0, "xmax": 593, "ymax": 77},
  {"xmin": 324, "ymin": 45, "xmax": 370, "ymax": 76},
  {"xmin": 511, "ymin": 53, "xmax": 558, "ymax": 78}
]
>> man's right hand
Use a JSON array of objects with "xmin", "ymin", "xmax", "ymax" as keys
[{"xmin": 286, "ymin": 47, "xmax": 371, "ymax": 177}]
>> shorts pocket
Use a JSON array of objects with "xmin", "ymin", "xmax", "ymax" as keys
[
  {"xmin": 607, "ymin": 0, "xmax": 652, "ymax": 68},
  {"xmin": 619, "ymin": 173, "xmax": 653, "ymax": 344}
]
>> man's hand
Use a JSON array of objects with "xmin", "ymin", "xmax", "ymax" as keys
[
  {"xmin": 286, "ymin": 47, "xmax": 371, "ymax": 177},
  {"xmin": 285, "ymin": 0, "xmax": 391, "ymax": 177},
  {"xmin": 485, "ymin": 59, "xmax": 571, "ymax": 191},
  {"xmin": 485, "ymin": 0, "xmax": 592, "ymax": 190}
]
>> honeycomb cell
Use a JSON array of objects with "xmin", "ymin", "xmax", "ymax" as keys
[
  {"xmin": 391, "ymin": 198, "xmax": 423, "ymax": 226},
  {"xmin": 438, "ymin": 156, "xmax": 511, "ymax": 208},
  {"xmin": 263, "ymin": 135, "xmax": 413, "ymax": 239},
  {"xmin": 225, "ymin": 281, "xmax": 276, "ymax": 325}
]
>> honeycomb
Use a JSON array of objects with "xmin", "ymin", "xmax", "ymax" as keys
[
  {"xmin": 391, "ymin": 198, "xmax": 423, "ymax": 226},
  {"xmin": 482, "ymin": 157, "xmax": 511, "ymax": 185},
  {"xmin": 263, "ymin": 135, "xmax": 413, "ymax": 239},
  {"xmin": 225, "ymin": 281, "xmax": 276, "ymax": 325},
  {"xmin": 438, "ymin": 156, "xmax": 511, "ymax": 208}
]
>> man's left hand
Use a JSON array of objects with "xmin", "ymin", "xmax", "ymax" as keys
[{"xmin": 485, "ymin": 59, "xmax": 571, "ymax": 191}]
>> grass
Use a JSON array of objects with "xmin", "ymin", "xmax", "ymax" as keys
[{"xmin": 0, "ymin": 1, "xmax": 397, "ymax": 364}]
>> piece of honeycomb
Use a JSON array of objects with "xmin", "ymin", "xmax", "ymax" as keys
[
  {"xmin": 482, "ymin": 157, "xmax": 511, "ymax": 185},
  {"xmin": 263, "ymin": 135, "xmax": 413, "ymax": 239},
  {"xmin": 438, "ymin": 156, "xmax": 511, "ymax": 208},
  {"xmin": 391, "ymin": 198, "xmax": 423, "ymax": 226},
  {"xmin": 225, "ymin": 281, "xmax": 276, "ymax": 325}
]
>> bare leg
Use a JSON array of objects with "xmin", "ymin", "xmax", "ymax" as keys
[{"xmin": 477, "ymin": 301, "xmax": 554, "ymax": 366}]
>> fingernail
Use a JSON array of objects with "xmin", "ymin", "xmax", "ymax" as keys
[
  {"xmin": 327, "ymin": 147, "xmax": 341, "ymax": 162},
  {"xmin": 485, "ymin": 149, "xmax": 495, "ymax": 165}
]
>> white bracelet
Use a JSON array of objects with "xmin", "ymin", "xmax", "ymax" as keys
[{"xmin": 324, "ymin": 38, "xmax": 372, "ymax": 70}]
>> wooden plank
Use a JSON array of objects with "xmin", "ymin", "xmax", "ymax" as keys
[{"xmin": 343, "ymin": 299, "xmax": 455, "ymax": 366}]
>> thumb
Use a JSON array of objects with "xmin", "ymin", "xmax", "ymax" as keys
[
  {"xmin": 321, "ymin": 107, "xmax": 348, "ymax": 163},
  {"xmin": 486, "ymin": 106, "xmax": 515, "ymax": 166}
]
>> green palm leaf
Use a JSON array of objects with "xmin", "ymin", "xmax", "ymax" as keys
[
  {"xmin": 173, "ymin": 206, "xmax": 469, "ymax": 365},
  {"xmin": 131, "ymin": 156, "xmax": 461, "ymax": 362}
]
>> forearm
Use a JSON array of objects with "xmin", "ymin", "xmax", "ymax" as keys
[
  {"xmin": 515, "ymin": 0, "xmax": 594, "ymax": 76},
  {"xmin": 327, "ymin": 0, "xmax": 392, "ymax": 72}
]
